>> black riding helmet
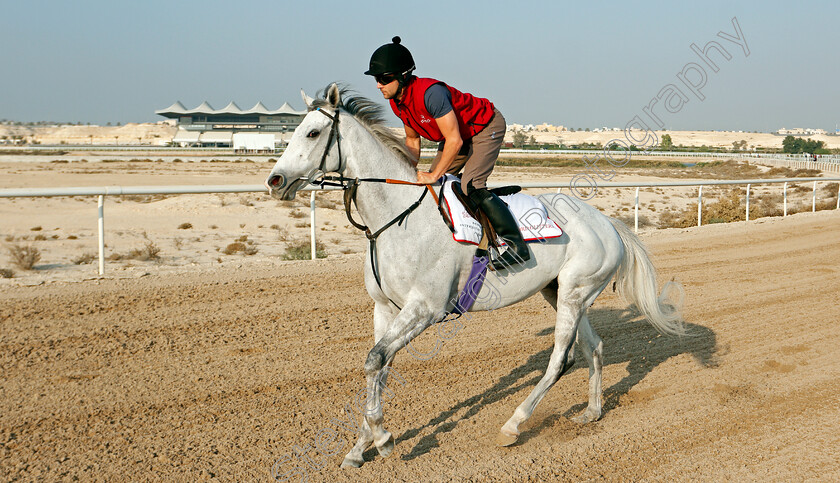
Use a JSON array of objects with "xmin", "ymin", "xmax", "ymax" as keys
[{"xmin": 364, "ymin": 36, "xmax": 415, "ymax": 81}]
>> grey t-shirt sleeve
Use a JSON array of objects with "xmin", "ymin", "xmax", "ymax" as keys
[{"xmin": 424, "ymin": 83, "xmax": 453, "ymax": 119}]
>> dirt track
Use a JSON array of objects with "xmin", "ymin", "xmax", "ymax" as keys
[{"xmin": 1, "ymin": 210, "xmax": 839, "ymax": 481}]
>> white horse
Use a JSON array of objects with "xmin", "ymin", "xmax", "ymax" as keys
[{"xmin": 266, "ymin": 84, "xmax": 684, "ymax": 469}]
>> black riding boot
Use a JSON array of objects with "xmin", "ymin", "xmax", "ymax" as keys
[{"xmin": 469, "ymin": 188, "xmax": 531, "ymax": 270}]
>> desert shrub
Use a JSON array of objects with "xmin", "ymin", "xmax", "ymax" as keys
[
  {"xmin": 658, "ymin": 189, "xmax": 799, "ymax": 228},
  {"xmin": 281, "ymin": 239, "xmax": 326, "ymax": 260},
  {"xmin": 0, "ymin": 268, "xmax": 14, "ymax": 278},
  {"xmin": 114, "ymin": 241, "xmax": 162, "ymax": 261},
  {"xmin": 33, "ymin": 234, "xmax": 47, "ymax": 241},
  {"xmin": 821, "ymin": 182, "xmax": 838, "ymax": 195},
  {"xmin": 121, "ymin": 194, "xmax": 169, "ymax": 203},
  {"xmin": 30, "ymin": 226, "xmax": 42, "ymax": 231},
  {"xmin": 223, "ymin": 241, "xmax": 258, "ymax": 255},
  {"xmin": 6, "ymin": 244, "xmax": 41, "ymax": 270},
  {"xmin": 755, "ymin": 194, "xmax": 783, "ymax": 218},
  {"xmin": 315, "ymin": 197, "xmax": 337, "ymax": 210},
  {"xmin": 657, "ymin": 208, "xmax": 694, "ymax": 229},
  {"xmin": 615, "ymin": 214, "xmax": 653, "ymax": 229},
  {"xmin": 178, "ymin": 222, "xmax": 193, "ymax": 229},
  {"xmin": 703, "ymin": 190, "xmax": 746, "ymax": 224},
  {"xmin": 72, "ymin": 252, "xmax": 96, "ymax": 264},
  {"xmin": 67, "ymin": 235, "xmax": 78, "ymax": 240},
  {"xmin": 274, "ymin": 227, "xmax": 290, "ymax": 241},
  {"xmin": 224, "ymin": 242, "xmax": 245, "ymax": 255},
  {"xmin": 766, "ymin": 167, "xmax": 821, "ymax": 178},
  {"xmin": 289, "ymin": 209, "xmax": 306, "ymax": 219}
]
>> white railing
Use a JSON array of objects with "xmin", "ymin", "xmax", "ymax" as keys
[{"xmin": 2, "ymin": 177, "xmax": 838, "ymax": 275}]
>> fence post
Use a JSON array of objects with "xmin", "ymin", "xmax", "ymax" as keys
[
  {"xmin": 746, "ymin": 184, "xmax": 751, "ymax": 222},
  {"xmin": 812, "ymin": 181, "xmax": 817, "ymax": 212},
  {"xmin": 837, "ymin": 183, "xmax": 840, "ymax": 210},
  {"xmin": 98, "ymin": 195, "xmax": 105, "ymax": 276},
  {"xmin": 634, "ymin": 187, "xmax": 639, "ymax": 233},
  {"xmin": 697, "ymin": 185, "xmax": 703, "ymax": 226},
  {"xmin": 783, "ymin": 182, "xmax": 788, "ymax": 217},
  {"xmin": 310, "ymin": 191, "xmax": 317, "ymax": 260}
]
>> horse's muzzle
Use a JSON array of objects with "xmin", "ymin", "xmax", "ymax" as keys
[{"xmin": 265, "ymin": 174, "xmax": 287, "ymax": 199}]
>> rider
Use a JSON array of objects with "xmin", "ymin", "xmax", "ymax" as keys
[{"xmin": 364, "ymin": 36, "xmax": 530, "ymax": 270}]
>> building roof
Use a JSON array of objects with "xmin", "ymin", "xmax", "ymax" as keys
[
  {"xmin": 156, "ymin": 101, "xmax": 306, "ymax": 118},
  {"xmin": 270, "ymin": 102, "xmax": 304, "ymax": 115},
  {"xmin": 186, "ymin": 101, "xmax": 216, "ymax": 115},
  {"xmin": 155, "ymin": 101, "xmax": 188, "ymax": 116},
  {"xmin": 172, "ymin": 129, "xmax": 200, "ymax": 143},
  {"xmin": 217, "ymin": 101, "xmax": 243, "ymax": 115},
  {"xmin": 244, "ymin": 102, "xmax": 271, "ymax": 115}
]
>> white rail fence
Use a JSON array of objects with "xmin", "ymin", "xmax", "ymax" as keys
[{"xmin": 1, "ymin": 177, "xmax": 838, "ymax": 275}]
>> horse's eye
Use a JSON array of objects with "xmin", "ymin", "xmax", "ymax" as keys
[{"xmin": 307, "ymin": 130, "xmax": 320, "ymax": 138}]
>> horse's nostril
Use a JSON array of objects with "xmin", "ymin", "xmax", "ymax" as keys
[{"xmin": 268, "ymin": 175, "xmax": 285, "ymax": 188}]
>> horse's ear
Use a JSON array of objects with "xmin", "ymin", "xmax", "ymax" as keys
[
  {"xmin": 326, "ymin": 83, "xmax": 341, "ymax": 108},
  {"xmin": 300, "ymin": 89, "xmax": 314, "ymax": 108}
]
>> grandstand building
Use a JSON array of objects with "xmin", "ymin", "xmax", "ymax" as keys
[{"xmin": 155, "ymin": 101, "xmax": 307, "ymax": 151}]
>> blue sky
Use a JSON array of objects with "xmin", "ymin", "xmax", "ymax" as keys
[{"xmin": 1, "ymin": 0, "xmax": 838, "ymax": 132}]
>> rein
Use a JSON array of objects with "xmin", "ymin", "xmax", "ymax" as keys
[{"xmin": 308, "ymin": 107, "xmax": 442, "ymax": 309}]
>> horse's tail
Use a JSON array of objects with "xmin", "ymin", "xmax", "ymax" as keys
[{"xmin": 608, "ymin": 217, "xmax": 686, "ymax": 336}]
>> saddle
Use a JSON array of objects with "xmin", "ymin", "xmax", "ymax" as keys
[{"xmin": 442, "ymin": 179, "xmax": 521, "ymax": 252}]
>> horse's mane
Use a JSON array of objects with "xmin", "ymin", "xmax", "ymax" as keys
[{"xmin": 311, "ymin": 85, "xmax": 415, "ymax": 166}]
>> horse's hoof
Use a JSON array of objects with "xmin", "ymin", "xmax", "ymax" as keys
[
  {"xmin": 571, "ymin": 409, "xmax": 601, "ymax": 424},
  {"xmin": 496, "ymin": 431, "xmax": 518, "ymax": 447},
  {"xmin": 375, "ymin": 433, "xmax": 395, "ymax": 458},
  {"xmin": 340, "ymin": 456, "xmax": 363, "ymax": 469}
]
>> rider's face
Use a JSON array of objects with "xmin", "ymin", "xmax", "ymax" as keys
[{"xmin": 376, "ymin": 77, "xmax": 400, "ymax": 100}]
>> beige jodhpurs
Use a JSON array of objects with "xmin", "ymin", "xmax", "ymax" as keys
[{"xmin": 430, "ymin": 108, "xmax": 506, "ymax": 191}]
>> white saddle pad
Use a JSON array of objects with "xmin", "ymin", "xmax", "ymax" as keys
[{"xmin": 440, "ymin": 175, "xmax": 563, "ymax": 245}]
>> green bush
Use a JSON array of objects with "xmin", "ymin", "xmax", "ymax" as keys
[{"xmin": 281, "ymin": 239, "xmax": 326, "ymax": 260}]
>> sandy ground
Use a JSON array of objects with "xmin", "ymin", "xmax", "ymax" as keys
[
  {"xmin": 1, "ymin": 156, "xmax": 839, "ymax": 480},
  {"xmin": 0, "ymin": 208, "xmax": 838, "ymax": 481}
]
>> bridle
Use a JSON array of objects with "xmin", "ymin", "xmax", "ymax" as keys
[{"xmin": 313, "ymin": 107, "xmax": 345, "ymax": 175}]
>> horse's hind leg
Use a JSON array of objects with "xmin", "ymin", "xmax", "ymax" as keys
[
  {"xmin": 498, "ymin": 297, "xmax": 581, "ymax": 446},
  {"xmin": 540, "ymin": 283, "xmax": 603, "ymax": 423},
  {"xmin": 571, "ymin": 313, "xmax": 603, "ymax": 423}
]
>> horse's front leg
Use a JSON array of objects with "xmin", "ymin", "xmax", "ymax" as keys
[
  {"xmin": 361, "ymin": 302, "xmax": 437, "ymax": 460},
  {"xmin": 341, "ymin": 302, "xmax": 399, "ymax": 468}
]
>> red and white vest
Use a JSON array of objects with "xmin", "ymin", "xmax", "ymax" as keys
[{"xmin": 389, "ymin": 77, "xmax": 495, "ymax": 142}]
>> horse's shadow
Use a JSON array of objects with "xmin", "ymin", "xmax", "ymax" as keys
[{"xmin": 374, "ymin": 307, "xmax": 718, "ymax": 462}]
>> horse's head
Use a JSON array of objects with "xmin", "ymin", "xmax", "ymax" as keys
[{"xmin": 265, "ymin": 83, "xmax": 343, "ymax": 200}]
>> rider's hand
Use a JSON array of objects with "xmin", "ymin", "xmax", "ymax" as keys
[{"xmin": 416, "ymin": 171, "xmax": 441, "ymax": 185}]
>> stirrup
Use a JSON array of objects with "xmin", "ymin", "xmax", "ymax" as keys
[{"xmin": 490, "ymin": 245, "xmax": 529, "ymax": 271}]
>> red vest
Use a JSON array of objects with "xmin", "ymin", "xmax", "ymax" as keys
[{"xmin": 389, "ymin": 77, "xmax": 495, "ymax": 142}]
